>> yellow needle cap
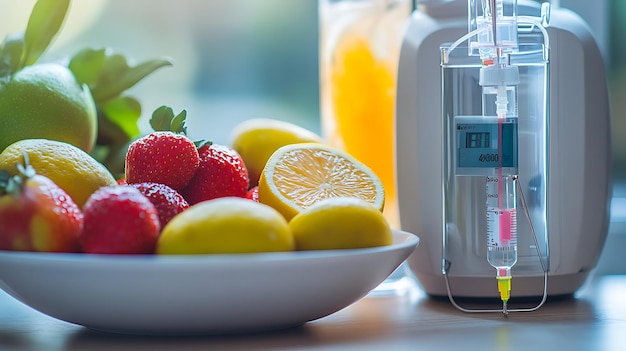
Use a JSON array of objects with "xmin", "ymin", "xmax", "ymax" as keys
[{"xmin": 497, "ymin": 276, "xmax": 512, "ymax": 302}]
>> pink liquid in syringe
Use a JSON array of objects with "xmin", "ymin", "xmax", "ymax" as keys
[
  {"xmin": 499, "ymin": 208, "xmax": 516, "ymax": 243},
  {"xmin": 496, "ymin": 113, "xmax": 517, "ymax": 245}
]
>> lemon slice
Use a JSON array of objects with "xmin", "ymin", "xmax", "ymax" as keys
[{"xmin": 258, "ymin": 143, "xmax": 385, "ymax": 221}]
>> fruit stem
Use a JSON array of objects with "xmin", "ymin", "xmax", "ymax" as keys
[{"xmin": 0, "ymin": 152, "xmax": 36, "ymax": 196}]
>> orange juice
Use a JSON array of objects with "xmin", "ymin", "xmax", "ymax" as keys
[{"xmin": 320, "ymin": 0, "xmax": 410, "ymax": 228}]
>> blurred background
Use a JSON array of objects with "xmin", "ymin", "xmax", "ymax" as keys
[
  {"xmin": 0, "ymin": 0, "xmax": 321, "ymax": 145},
  {"xmin": 0, "ymin": 0, "xmax": 619, "ymax": 158},
  {"xmin": 0, "ymin": 0, "xmax": 623, "ymax": 272}
]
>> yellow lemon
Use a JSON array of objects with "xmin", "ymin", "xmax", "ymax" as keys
[
  {"xmin": 157, "ymin": 197, "xmax": 294, "ymax": 254},
  {"xmin": 0, "ymin": 63, "xmax": 97, "ymax": 153},
  {"xmin": 289, "ymin": 197, "xmax": 392, "ymax": 250},
  {"xmin": 258, "ymin": 143, "xmax": 384, "ymax": 221},
  {"xmin": 230, "ymin": 118, "xmax": 322, "ymax": 187},
  {"xmin": 0, "ymin": 139, "xmax": 116, "ymax": 207}
]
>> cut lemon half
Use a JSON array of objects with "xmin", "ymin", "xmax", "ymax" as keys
[{"xmin": 258, "ymin": 143, "xmax": 385, "ymax": 221}]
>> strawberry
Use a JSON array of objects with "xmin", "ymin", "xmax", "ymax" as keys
[
  {"xmin": 80, "ymin": 185, "xmax": 160, "ymax": 254},
  {"xmin": 129, "ymin": 182, "xmax": 189, "ymax": 228},
  {"xmin": 246, "ymin": 186, "xmax": 259, "ymax": 202},
  {"xmin": 125, "ymin": 131, "xmax": 199, "ymax": 191},
  {"xmin": 180, "ymin": 143, "xmax": 249, "ymax": 205},
  {"xmin": 125, "ymin": 107, "xmax": 201, "ymax": 191},
  {"xmin": 0, "ymin": 155, "xmax": 82, "ymax": 252}
]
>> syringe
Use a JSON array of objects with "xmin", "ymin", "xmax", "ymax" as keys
[
  {"xmin": 479, "ymin": 0, "xmax": 520, "ymax": 316},
  {"xmin": 486, "ymin": 174, "xmax": 518, "ymax": 315}
]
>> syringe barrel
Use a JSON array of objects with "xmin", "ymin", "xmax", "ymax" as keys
[
  {"xmin": 488, "ymin": 244, "xmax": 518, "ymax": 273},
  {"xmin": 486, "ymin": 174, "xmax": 516, "ymax": 210},
  {"xmin": 486, "ymin": 175, "xmax": 518, "ymax": 270}
]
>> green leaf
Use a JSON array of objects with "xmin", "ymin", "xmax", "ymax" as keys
[
  {"xmin": 97, "ymin": 53, "xmax": 129, "ymax": 85},
  {"xmin": 194, "ymin": 139, "xmax": 211, "ymax": 149},
  {"xmin": 0, "ymin": 152, "xmax": 34, "ymax": 196},
  {"xmin": 0, "ymin": 33, "xmax": 26, "ymax": 77},
  {"xmin": 23, "ymin": 0, "xmax": 70, "ymax": 66},
  {"xmin": 100, "ymin": 96, "xmax": 142, "ymax": 139},
  {"xmin": 91, "ymin": 55, "xmax": 173, "ymax": 103},
  {"xmin": 150, "ymin": 106, "xmax": 176, "ymax": 132},
  {"xmin": 4, "ymin": 175, "xmax": 22, "ymax": 196},
  {"xmin": 16, "ymin": 152, "xmax": 36, "ymax": 179},
  {"xmin": 0, "ymin": 170, "xmax": 10, "ymax": 196},
  {"xmin": 94, "ymin": 107, "xmax": 135, "ymax": 176},
  {"xmin": 149, "ymin": 106, "xmax": 189, "ymax": 134},
  {"xmin": 68, "ymin": 48, "xmax": 106, "ymax": 85},
  {"xmin": 170, "ymin": 110, "xmax": 188, "ymax": 134}
]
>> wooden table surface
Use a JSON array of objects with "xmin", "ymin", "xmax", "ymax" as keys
[{"xmin": 1, "ymin": 273, "xmax": 624, "ymax": 351}]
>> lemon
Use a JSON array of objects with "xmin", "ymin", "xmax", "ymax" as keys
[
  {"xmin": 0, "ymin": 63, "xmax": 97, "ymax": 153},
  {"xmin": 289, "ymin": 197, "xmax": 392, "ymax": 250},
  {"xmin": 230, "ymin": 118, "xmax": 322, "ymax": 187},
  {"xmin": 0, "ymin": 139, "xmax": 116, "ymax": 207},
  {"xmin": 157, "ymin": 197, "xmax": 294, "ymax": 254},
  {"xmin": 258, "ymin": 143, "xmax": 385, "ymax": 221}
]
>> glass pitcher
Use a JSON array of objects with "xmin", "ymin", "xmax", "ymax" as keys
[{"xmin": 319, "ymin": 0, "xmax": 412, "ymax": 229}]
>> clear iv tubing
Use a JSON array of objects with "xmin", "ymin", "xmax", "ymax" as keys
[{"xmin": 442, "ymin": 17, "xmax": 550, "ymax": 63}]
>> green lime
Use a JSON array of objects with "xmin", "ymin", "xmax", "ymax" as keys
[{"xmin": 0, "ymin": 63, "xmax": 97, "ymax": 153}]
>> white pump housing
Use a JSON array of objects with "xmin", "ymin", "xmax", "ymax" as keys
[{"xmin": 396, "ymin": 0, "xmax": 611, "ymax": 298}]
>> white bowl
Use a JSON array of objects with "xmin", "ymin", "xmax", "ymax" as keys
[{"xmin": 0, "ymin": 230, "xmax": 418, "ymax": 335}]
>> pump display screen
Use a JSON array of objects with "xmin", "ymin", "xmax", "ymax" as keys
[
  {"xmin": 455, "ymin": 116, "xmax": 518, "ymax": 170},
  {"xmin": 466, "ymin": 132, "xmax": 490, "ymax": 148}
]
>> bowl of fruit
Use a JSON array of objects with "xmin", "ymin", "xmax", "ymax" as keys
[{"xmin": 0, "ymin": 110, "xmax": 419, "ymax": 335}]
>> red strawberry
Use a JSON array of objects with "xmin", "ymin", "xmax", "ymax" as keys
[
  {"xmin": 180, "ymin": 143, "xmax": 249, "ymax": 205},
  {"xmin": 129, "ymin": 182, "xmax": 189, "ymax": 228},
  {"xmin": 246, "ymin": 186, "xmax": 259, "ymax": 202},
  {"xmin": 80, "ymin": 185, "xmax": 160, "ymax": 254},
  {"xmin": 0, "ymin": 156, "xmax": 82, "ymax": 253},
  {"xmin": 125, "ymin": 131, "xmax": 199, "ymax": 190}
]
